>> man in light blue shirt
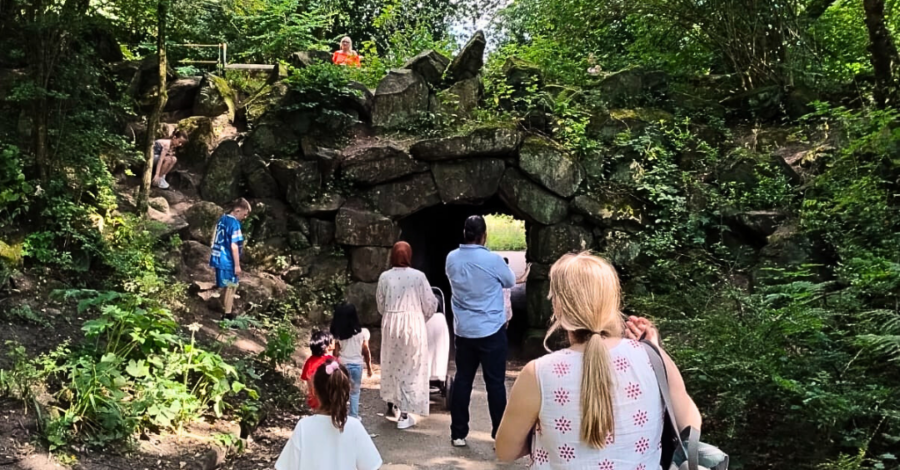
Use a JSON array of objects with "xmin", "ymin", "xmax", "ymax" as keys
[{"xmin": 445, "ymin": 215, "xmax": 516, "ymax": 447}]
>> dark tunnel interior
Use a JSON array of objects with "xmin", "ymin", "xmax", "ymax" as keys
[{"xmin": 397, "ymin": 195, "xmax": 530, "ymax": 346}]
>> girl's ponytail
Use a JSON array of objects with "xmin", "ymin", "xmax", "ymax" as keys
[
  {"xmin": 581, "ymin": 331, "xmax": 616, "ymax": 447},
  {"xmin": 313, "ymin": 358, "xmax": 351, "ymax": 431}
]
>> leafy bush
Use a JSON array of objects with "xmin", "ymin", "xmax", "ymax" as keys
[
  {"xmin": 0, "ymin": 144, "xmax": 32, "ymax": 226},
  {"xmin": 13, "ymin": 291, "xmax": 257, "ymax": 449},
  {"xmin": 261, "ymin": 322, "xmax": 297, "ymax": 369}
]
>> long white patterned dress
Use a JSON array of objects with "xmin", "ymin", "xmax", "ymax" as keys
[{"xmin": 377, "ymin": 267, "xmax": 437, "ymax": 416}]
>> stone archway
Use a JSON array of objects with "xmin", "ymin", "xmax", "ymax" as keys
[{"xmin": 331, "ymin": 126, "xmax": 598, "ymax": 340}]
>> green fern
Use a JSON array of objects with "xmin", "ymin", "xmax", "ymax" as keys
[{"xmin": 858, "ymin": 309, "xmax": 900, "ymax": 363}]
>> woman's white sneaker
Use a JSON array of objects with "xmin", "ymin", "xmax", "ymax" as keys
[
  {"xmin": 452, "ymin": 438, "xmax": 467, "ymax": 447},
  {"xmin": 396, "ymin": 414, "xmax": 416, "ymax": 429}
]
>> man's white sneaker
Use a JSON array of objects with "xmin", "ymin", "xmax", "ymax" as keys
[
  {"xmin": 396, "ymin": 414, "xmax": 416, "ymax": 429},
  {"xmin": 157, "ymin": 177, "xmax": 170, "ymax": 189},
  {"xmin": 452, "ymin": 438, "xmax": 467, "ymax": 447}
]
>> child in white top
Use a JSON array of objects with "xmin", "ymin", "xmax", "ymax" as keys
[
  {"xmin": 275, "ymin": 358, "xmax": 382, "ymax": 470},
  {"xmin": 331, "ymin": 303, "xmax": 373, "ymax": 418}
]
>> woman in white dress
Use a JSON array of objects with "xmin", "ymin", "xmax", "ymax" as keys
[{"xmin": 377, "ymin": 241, "xmax": 437, "ymax": 430}]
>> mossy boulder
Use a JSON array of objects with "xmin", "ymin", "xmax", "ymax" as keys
[
  {"xmin": 282, "ymin": 161, "xmax": 323, "ymax": 214},
  {"xmin": 185, "ymin": 201, "xmax": 225, "ymax": 242},
  {"xmin": 518, "ymin": 136, "xmax": 584, "ymax": 198},
  {"xmin": 528, "ymin": 224, "xmax": 594, "ymax": 264},
  {"xmin": 243, "ymin": 155, "xmax": 280, "ymax": 199},
  {"xmin": 165, "ymin": 77, "xmax": 201, "ymax": 112},
  {"xmin": 350, "ymin": 247, "xmax": 391, "ymax": 283},
  {"xmin": 588, "ymin": 108, "xmax": 673, "ymax": 141},
  {"xmin": 193, "ymin": 74, "xmax": 236, "ymax": 121},
  {"xmin": 368, "ymin": 173, "xmax": 441, "ymax": 218},
  {"xmin": 335, "ymin": 208, "xmax": 397, "ymax": 247},
  {"xmin": 410, "ymin": 127, "xmax": 521, "ymax": 161},
  {"xmin": 445, "ymin": 30, "xmax": 486, "ymax": 84},
  {"xmin": 175, "ymin": 116, "xmax": 219, "ymax": 168},
  {"xmin": 438, "ymin": 77, "xmax": 482, "ymax": 120},
  {"xmin": 371, "ymin": 69, "xmax": 429, "ymax": 129},
  {"xmin": 403, "ymin": 50, "xmax": 451, "ymax": 87},
  {"xmin": 200, "ymin": 140, "xmax": 242, "ymax": 205},
  {"xmin": 431, "ymin": 158, "xmax": 506, "ymax": 204},
  {"xmin": 345, "ymin": 282, "xmax": 380, "ymax": 326},
  {"xmin": 498, "ymin": 168, "xmax": 569, "ymax": 225},
  {"xmin": 595, "ymin": 67, "xmax": 668, "ymax": 106},
  {"xmin": 341, "ymin": 142, "xmax": 427, "ymax": 185},
  {"xmin": 571, "ymin": 194, "xmax": 643, "ymax": 231}
]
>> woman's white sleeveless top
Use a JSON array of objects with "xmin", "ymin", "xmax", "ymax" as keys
[{"xmin": 532, "ymin": 340, "xmax": 664, "ymax": 469}]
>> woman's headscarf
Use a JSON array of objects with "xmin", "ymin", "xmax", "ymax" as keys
[{"xmin": 390, "ymin": 241, "xmax": 412, "ymax": 268}]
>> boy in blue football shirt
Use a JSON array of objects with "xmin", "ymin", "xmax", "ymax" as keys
[{"xmin": 209, "ymin": 198, "xmax": 251, "ymax": 320}]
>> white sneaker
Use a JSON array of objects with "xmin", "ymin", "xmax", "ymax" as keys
[
  {"xmin": 396, "ymin": 414, "xmax": 416, "ymax": 430},
  {"xmin": 452, "ymin": 438, "xmax": 467, "ymax": 447},
  {"xmin": 157, "ymin": 177, "xmax": 170, "ymax": 189}
]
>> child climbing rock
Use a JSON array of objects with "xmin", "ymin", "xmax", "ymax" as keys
[{"xmin": 209, "ymin": 197, "xmax": 251, "ymax": 320}]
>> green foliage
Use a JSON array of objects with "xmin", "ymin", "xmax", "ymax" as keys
[
  {"xmin": 3, "ymin": 304, "xmax": 50, "ymax": 327},
  {"xmin": 261, "ymin": 322, "xmax": 297, "ymax": 369},
  {"xmin": 0, "ymin": 144, "xmax": 33, "ymax": 225},
  {"xmin": 633, "ymin": 274, "xmax": 900, "ymax": 469},
  {"xmin": 283, "ymin": 63, "xmax": 359, "ymax": 128},
  {"xmin": 0, "ymin": 341, "xmax": 46, "ymax": 403},
  {"xmin": 485, "ymin": 214, "xmax": 526, "ymax": 251},
  {"xmin": 228, "ymin": 0, "xmax": 333, "ymax": 62},
  {"xmin": 18, "ymin": 291, "xmax": 256, "ymax": 449}
]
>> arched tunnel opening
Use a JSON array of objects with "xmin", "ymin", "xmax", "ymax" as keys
[{"xmin": 398, "ymin": 195, "xmax": 530, "ymax": 351}]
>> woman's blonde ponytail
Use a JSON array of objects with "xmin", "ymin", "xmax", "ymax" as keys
[
  {"xmin": 581, "ymin": 332, "xmax": 616, "ymax": 447},
  {"xmin": 546, "ymin": 252, "xmax": 624, "ymax": 449}
]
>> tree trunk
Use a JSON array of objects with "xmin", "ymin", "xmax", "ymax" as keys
[
  {"xmin": 138, "ymin": 0, "xmax": 169, "ymax": 215},
  {"xmin": 863, "ymin": 0, "xmax": 900, "ymax": 108}
]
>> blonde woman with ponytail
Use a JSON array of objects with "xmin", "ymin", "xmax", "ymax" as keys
[{"xmin": 495, "ymin": 252, "xmax": 701, "ymax": 468}]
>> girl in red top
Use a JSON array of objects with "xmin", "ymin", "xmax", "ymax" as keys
[
  {"xmin": 300, "ymin": 330, "xmax": 335, "ymax": 409},
  {"xmin": 332, "ymin": 36, "xmax": 361, "ymax": 67}
]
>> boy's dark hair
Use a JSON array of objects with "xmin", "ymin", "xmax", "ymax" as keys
[
  {"xmin": 463, "ymin": 215, "xmax": 487, "ymax": 243},
  {"xmin": 172, "ymin": 130, "xmax": 188, "ymax": 140},
  {"xmin": 229, "ymin": 197, "xmax": 252, "ymax": 213},
  {"xmin": 504, "ymin": 257, "xmax": 509, "ymax": 265},
  {"xmin": 313, "ymin": 358, "xmax": 350, "ymax": 431},
  {"xmin": 330, "ymin": 303, "xmax": 362, "ymax": 341},
  {"xmin": 309, "ymin": 329, "xmax": 333, "ymax": 357}
]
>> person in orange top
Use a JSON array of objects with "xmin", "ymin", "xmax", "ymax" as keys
[{"xmin": 332, "ymin": 36, "xmax": 361, "ymax": 67}]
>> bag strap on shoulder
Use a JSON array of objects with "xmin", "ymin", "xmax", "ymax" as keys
[{"xmin": 641, "ymin": 341, "xmax": 687, "ymax": 458}]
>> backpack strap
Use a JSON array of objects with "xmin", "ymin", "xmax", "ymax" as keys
[{"xmin": 641, "ymin": 341, "xmax": 687, "ymax": 463}]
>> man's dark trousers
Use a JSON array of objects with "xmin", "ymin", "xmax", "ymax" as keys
[{"xmin": 450, "ymin": 327, "xmax": 508, "ymax": 440}]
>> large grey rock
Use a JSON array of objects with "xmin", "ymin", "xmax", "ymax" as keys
[
  {"xmin": 345, "ymin": 282, "xmax": 380, "ymax": 326},
  {"xmin": 346, "ymin": 81, "xmax": 374, "ymax": 121},
  {"xmin": 288, "ymin": 50, "xmax": 332, "ymax": 68},
  {"xmin": 335, "ymin": 208, "xmax": 397, "ymax": 247},
  {"xmin": 283, "ymin": 161, "xmax": 323, "ymax": 214},
  {"xmin": 175, "ymin": 116, "xmax": 218, "ymax": 168},
  {"xmin": 403, "ymin": 50, "xmax": 451, "ymax": 87},
  {"xmin": 193, "ymin": 74, "xmax": 234, "ymax": 118},
  {"xmin": 294, "ymin": 250, "xmax": 348, "ymax": 290},
  {"xmin": 269, "ymin": 159, "xmax": 302, "ymax": 197},
  {"xmin": 243, "ymin": 155, "xmax": 279, "ymax": 199},
  {"xmin": 587, "ymin": 108, "xmax": 673, "ymax": 142},
  {"xmin": 181, "ymin": 240, "xmax": 212, "ymax": 270},
  {"xmin": 526, "ymin": 278, "xmax": 552, "ymax": 327},
  {"xmin": 730, "ymin": 210, "xmax": 787, "ymax": 239},
  {"xmin": 294, "ymin": 192, "xmax": 346, "ymax": 217},
  {"xmin": 242, "ymin": 122, "xmax": 299, "ymax": 159},
  {"xmin": 309, "ymin": 218, "xmax": 336, "ymax": 246},
  {"xmin": 499, "ymin": 168, "xmax": 568, "ymax": 225},
  {"xmin": 410, "ymin": 127, "xmax": 521, "ymax": 161},
  {"xmin": 342, "ymin": 143, "xmax": 427, "ymax": 185},
  {"xmin": 244, "ymin": 237, "xmax": 290, "ymax": 273},
  {"xmin": 518, "ymin": 136, "xmax": 584, "ymax": 197},
  {"xmin": 528, "ymin": 224, "xmax": 594, "ymax": 264},
  {"xmin": 248, "ymin": 199, "xmax": 290, "ymax": 241},
  {"xmin": 200, "ymin": 140, "xmax": 242, "ymax": 204},
  {"xmin": 571, "ymin": 194, "xmax": 643, "ymax": 231},
  {"xmin": 597, "ymin": 68, "xmax": 668, "ymax": 106},
  {"xmin": 240, "ymin": 273, "xmax": 287, "ymax": 313},
  {"xmin": 185, "ymin": 201, "xmax": 225, "ymax": 242},
  {"xmin": 165, "ymin": 77, "xmax": 201, "ymax": 112},
  {"xmin": 439, "ymin": 77, "xmax": 482, "ymax": 120},
  {"xmin": 432, "ymin": 158, "xmax": 505, "ymax": 203},
  {"xmin": 371, "ymin": 69, "xmax": 429, "ymax": 129},
  {"xmin": 445, "ymin": 30, "xmax": 486, "ymax": 84},
  {"xmin": 369, "ymin": 173, "xmax": 441, "ymax": 218},
  {"xmin": 503, "ymin": 57, "xmax": 543, "ymax": 89},
  {"xmin": 350, "ymin": 247, "xmax": 391, "ymax": 282}
]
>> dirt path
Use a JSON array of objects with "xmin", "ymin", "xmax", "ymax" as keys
[
  {"xmin": 358, "ymin": 363, "xmax": 527, "ymax": 470},
  {"xmin": 225, "ymin": 360, "xmax": 530, "ymax": 470}
]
